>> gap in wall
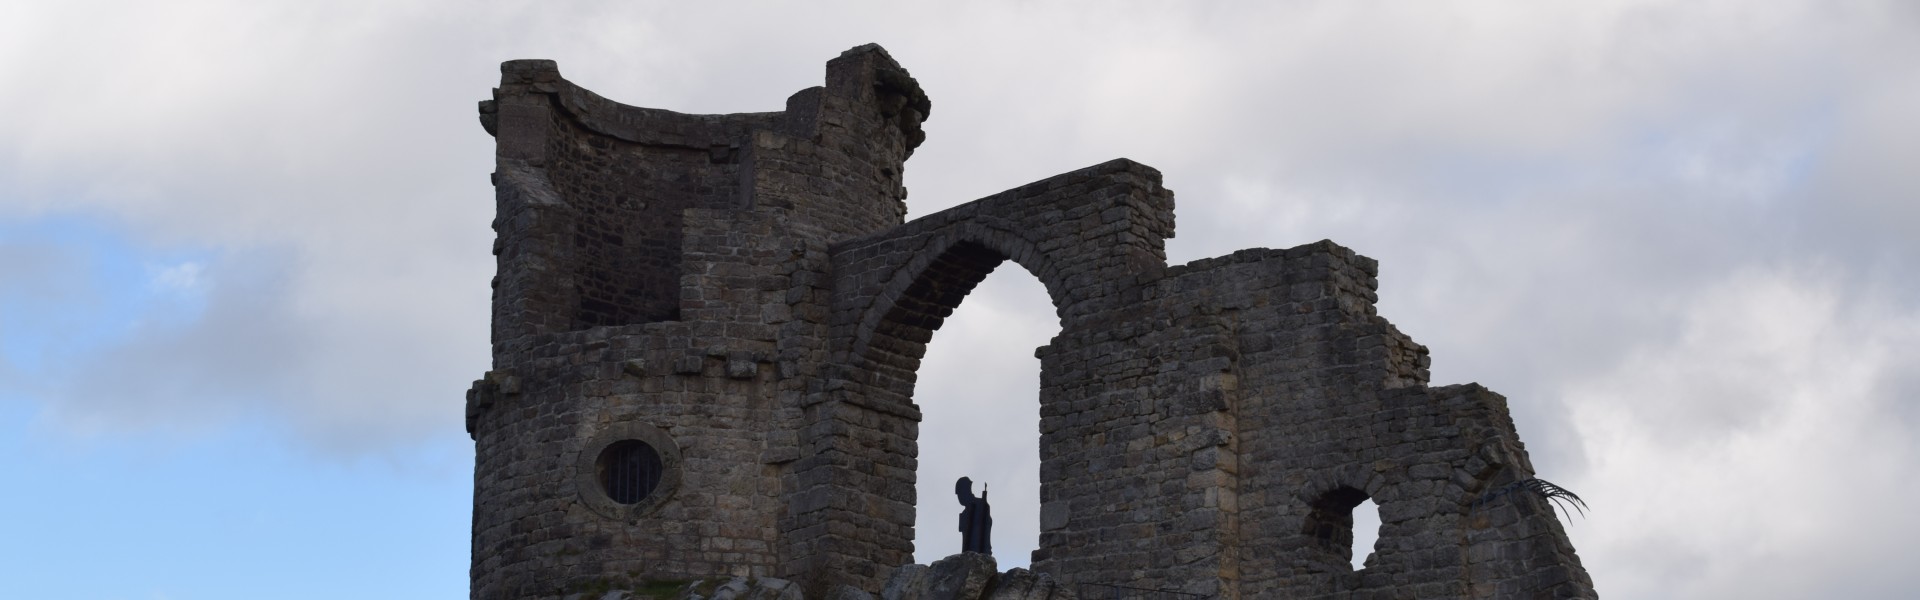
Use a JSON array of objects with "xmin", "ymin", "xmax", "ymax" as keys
[
  {"xmin": 1353, "ymin": 497, "xmax": 1382, "ymax": 570},
  {"xmin": 911, "ymin": 267, "xmax": 1058, "ymax": 568}
]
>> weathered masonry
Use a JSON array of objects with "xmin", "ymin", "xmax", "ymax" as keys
[{"xmin": 468, "ymin": 44, "xmax": 1596, "ymax": 599}]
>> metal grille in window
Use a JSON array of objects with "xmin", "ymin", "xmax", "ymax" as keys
[{"xmin": 597, "ymin": 440, "xmax": 664, "ymax": 504}]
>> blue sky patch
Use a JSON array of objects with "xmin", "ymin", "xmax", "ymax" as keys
[{"xmin": 0, "ymin": 215, "xmax": 216, "ymax": 375}]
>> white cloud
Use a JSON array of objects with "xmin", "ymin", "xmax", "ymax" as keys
[
  {"xmin": 34, "ymin": 249, "xmax": 310, "ymax": 438},
  {"xmin": 149, "ymin": 261, "xmax": 203, "ymax": 293},
  {"xmin": 2, "ymin": 1, "xmax": 1918, "ymax": 593},
  {"xmin": 1565, "ymin": 265, "xmax": 1920, "ymax": 598}
]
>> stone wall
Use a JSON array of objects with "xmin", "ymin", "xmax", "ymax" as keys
[
  {"xmin": 470, "ymin": 44, "xmax": 1595, "ymax": 599},
  {"xmin": 470, "ymin": 45, "xmax": 925, "ymax": 598},
  {"xmin": 789, "ymin": 158, "xmax": 1176, "ymax": 589}
]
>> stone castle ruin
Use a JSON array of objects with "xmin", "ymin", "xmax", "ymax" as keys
[{"xmin": 468, "ymin": 44, "xmax": 1596, "ymax": 599}]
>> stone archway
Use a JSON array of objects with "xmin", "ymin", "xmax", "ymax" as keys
[
  {"xmin": 866, "ymin": 236, "xmax": 1057, "ymax": 564},
  {"xmin": 784, "ymin": 159, "xmax": 1176, "ymax": 591},
  {"xmin": 848, "ymin": 230, "xmax": 1062, "ymax": 403}
]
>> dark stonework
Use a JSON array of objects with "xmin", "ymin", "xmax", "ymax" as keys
[{"xmin": 469, "ymin": 44, "xmax": 1597, "ymax": 599}]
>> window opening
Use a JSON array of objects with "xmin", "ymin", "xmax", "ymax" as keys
[
  {"xmin": 911, "ymin": 267, "xmax": 1058, "ymax": 567},
  {"xmin": 597, "ymin": 440, "xmax": 664, "ymax": 505},
  {"xmin": 1306, "ymin": 486, "xmax": 1383, "ymax": 571},
  {"xmin": 1353, "ymin": 497, "xmax": 1382, "ymax": 570}
]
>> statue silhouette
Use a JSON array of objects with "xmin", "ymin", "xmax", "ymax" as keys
[{"xmin": 955, "ymin": 476, "xmax": 992, "ymax": 555}]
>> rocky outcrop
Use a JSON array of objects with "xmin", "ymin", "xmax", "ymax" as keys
[
  {"xmin": 877, "ymin": 555, "xmax": 1075, "ymax": 600},
  {"xmin": 824, "ymin": 584, "xmax": 876, "ymax": 600},
  {"xmin": 674, "ymin": 577, "xmax": 806, "ymax": 600},
  {"xmin": 882, "ymin": 553, "xmax": 996, "ymax": 600},
  {"xmin": 984, "ymin": 569, "xmax": 1072, "ymax": 600}
]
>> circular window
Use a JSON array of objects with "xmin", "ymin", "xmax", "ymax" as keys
[
  {"xmin": 576, "ymin": 421, "xmax": 682, "ymax": 521},
  {"xmin": 597, "ymin": 440, "xmax": 664, "ymax": 504}
]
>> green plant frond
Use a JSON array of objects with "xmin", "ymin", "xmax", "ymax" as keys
[{"xmin": 1473, "ymin": 477, "xmax": 1589, "ymax": 521}]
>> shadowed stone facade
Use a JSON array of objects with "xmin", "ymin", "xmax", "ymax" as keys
[{"xmin": 468, "ymin": 44, "xmax": 1596, "ymax": 599}]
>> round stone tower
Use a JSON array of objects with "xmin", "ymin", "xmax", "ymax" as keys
[{"xmin": 465, "ymin": 45, "xmax": 928, "ymax": 598}]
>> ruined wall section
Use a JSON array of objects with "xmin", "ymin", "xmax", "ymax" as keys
[
  {"xmin": 472, "ymin": 46, "xmax": 935, "ymax": 599},
  {"xmin": 1025, "ymin": 238, "xmax": 1592, "ymax": 599},
  {"xmin": 468, "ymin": 209, "xmax": 817, "ymax": 597},
  {"xmin": 538, "ymin": 112, "xmax": 736, "ymax": 328},
  {"xmin": 790, "ymin": 159, "xmax": 1174, "ymax": 593},
  {"xmin": 472, "ymin": 44, "xmax": 1595, "ymax": 600},
  {"xmin": 1157, "ymin": 242, "xmax": 1594, "ymax": 599},
  {"xmin": 1024, "ymin": 244, "xmax": 1395, "ymax": 596},
  {"xmin": 744, "ymin": 45, "xmax": 928, "ymax": 240},
  {"xmin": 468, "ymin": 319, "xmax": 772, "ymax": 597},
  {"xmin": 482, "ymin": 59, "xmax": 780, "ymax": 340},
  {"xmin": 1030, "ymin": 297, "xmax": 1243, "ymax": 596},
  {"xmin": 487, "ymin": 161, "xmax": 574, "ymax": 346}
]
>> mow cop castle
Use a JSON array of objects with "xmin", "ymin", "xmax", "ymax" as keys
[{"xmin": 468, "ymin": 45, "xmax": 1596, "ymax": 599}]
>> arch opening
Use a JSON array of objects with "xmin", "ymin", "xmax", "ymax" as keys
[
  {"xmin": 871, "ymin": 240, "xmax": 1062, "ymax": 568},
  {"xmin": 1353, "ymin": 498, "xmax": 1382, "ymax": 570},
  {"xmin": 1305, "ymin": 486, "xmax": 1385, "ymax": 572}
]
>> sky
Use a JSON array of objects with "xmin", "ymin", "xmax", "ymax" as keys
[{"xmin": 2, "ymin": 1, "xmax": 1916, "ymax": 598}]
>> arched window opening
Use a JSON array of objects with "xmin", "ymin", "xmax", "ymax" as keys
[
  {"xmin": 1305, "ymin": 486, "xmax": 1384, "ymax": 571},
  {"xmin": 1353, "ymin": 497, "xmax": 1382, "ymax": 570},
  {"xmin": 910, "ymin": 265, "xmax": 1059, "ymax": 567}
]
